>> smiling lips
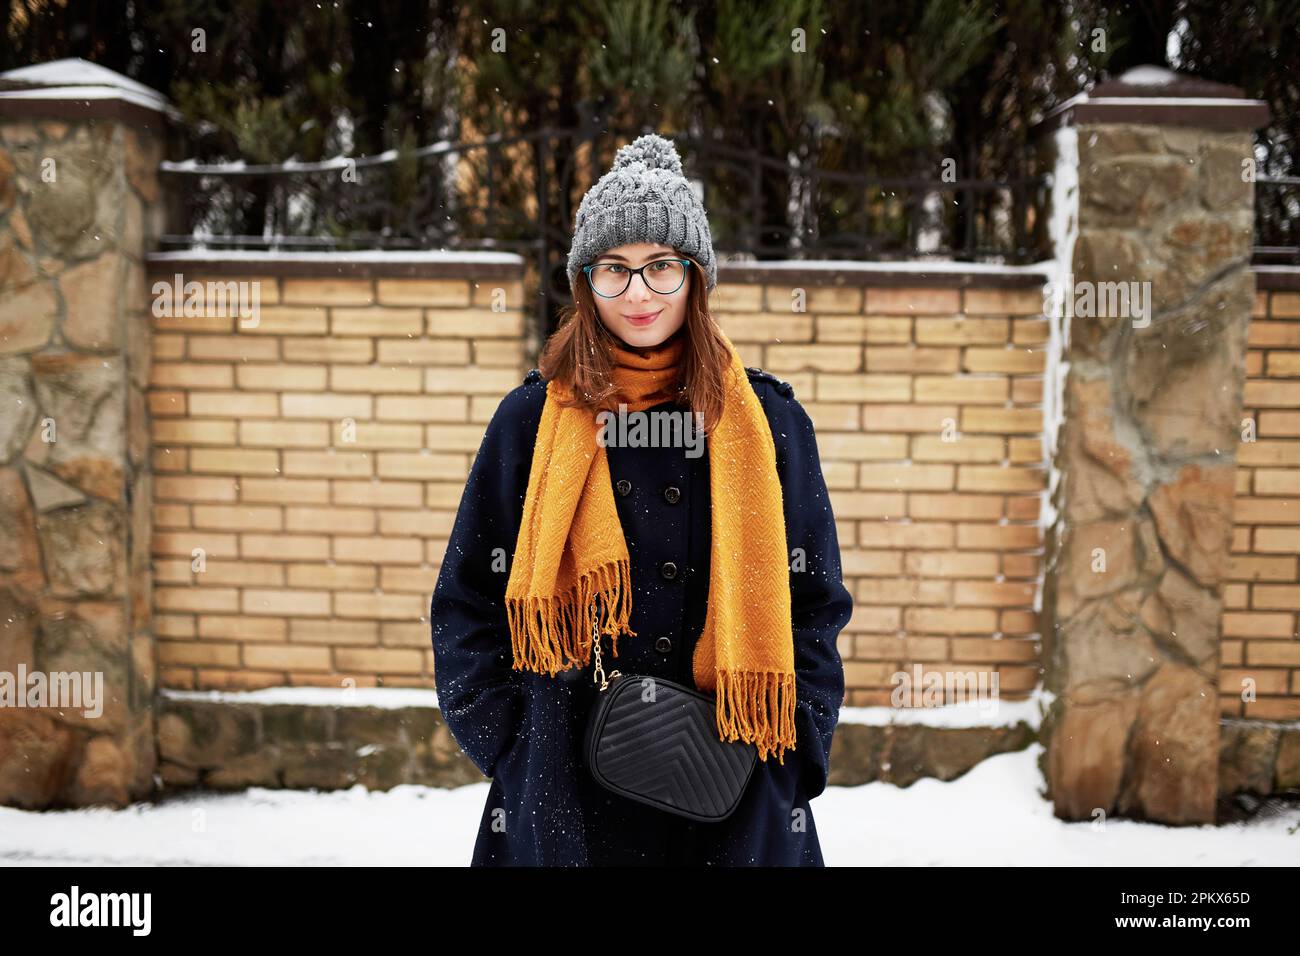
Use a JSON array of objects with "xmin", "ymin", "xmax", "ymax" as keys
[{"xmin": 625, "ymin": 311, "xmax": 661, "ymax": 326}]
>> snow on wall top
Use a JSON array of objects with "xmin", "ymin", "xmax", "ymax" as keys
[{"xmin": 159, "ymin": 685, "xmax": 1051, "ymax": 729}]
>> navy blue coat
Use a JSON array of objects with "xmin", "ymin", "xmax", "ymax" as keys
[{"xmin": 429, "ymin": 365, "xmax": 853, "ymax": 866}]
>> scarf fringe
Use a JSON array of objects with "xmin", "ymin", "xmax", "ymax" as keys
[
  {"xmin": 506, "ymin": 557, "xmax": 638, "ymax": 676},
  {"xmin": 714, "ymin": 668, "xmax": 798, "ymax": 764}
]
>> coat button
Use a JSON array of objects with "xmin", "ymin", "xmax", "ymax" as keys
[
  {"xmin": 663, "ymin": 485, "xmax": 681, "ymax": 504},
  {"xmin": 655, "ymin": 636, "xmax": 673, "ymax": 653},
  {"xmin": 615, "ymin": 478, "xmax": 631, "ymax": 496},
  {"xmin": 660, "ymin": 560, "xmax": 678, "ymax": 580}
]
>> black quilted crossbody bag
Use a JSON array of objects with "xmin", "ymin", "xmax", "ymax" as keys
[{"xmin": 581, "ymin": 602, "xmax": 758, "ymax": 822}]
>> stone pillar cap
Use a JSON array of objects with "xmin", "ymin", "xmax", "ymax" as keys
[
  {"xmin": 1039, "ymin": 63, "xmax": 1268, "ymax": 132},
  {"xmin": 0, "ymin": 57, "xmax": 178, "ymax": 126}
]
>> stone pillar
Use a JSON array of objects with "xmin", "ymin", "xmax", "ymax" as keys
[
  {"xmin": 1038, "ymin": 68, "xmax": 1269, "ymax": 824},
  {"xmin": 0, "ymin": 61, "xmax": 170, "ymax": 807}
]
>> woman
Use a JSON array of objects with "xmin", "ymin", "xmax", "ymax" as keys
[{"xmin": 429, "ymin": 133, "xmax": 852, "ymax": 866}]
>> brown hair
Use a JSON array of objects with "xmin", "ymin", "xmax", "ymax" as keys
[{"xmin": 537, "ymin": 252, "xmax": 732, "ymax": 433}]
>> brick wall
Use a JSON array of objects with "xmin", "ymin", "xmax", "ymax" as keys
[
  {"xmin": 147, "ymin": 258, "xmax": 1056, "ymax": 704},
  {"xmin": 153, "ymin": 260, "xmax": 1300, "ymax": 716},
  {"xmin": 147, "ymin": 256, "xmax": 526, "ymax": 690},
  {"xmin": 711, "ymin": 270, "xmax": 1050, "ymax": 707},
  {"xmin": 1225, "ymin": 279, "xmax": 1300, "ymax": 719}
]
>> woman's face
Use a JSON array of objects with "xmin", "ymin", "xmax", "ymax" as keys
[{"xmin": 587, "ymin": 242, "xmax": 690, "ymax": 349}]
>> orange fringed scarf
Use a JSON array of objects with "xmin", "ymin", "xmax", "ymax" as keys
[{"xmin": 505, "ymin": 326, "xmax": 797, "ymax": 763}]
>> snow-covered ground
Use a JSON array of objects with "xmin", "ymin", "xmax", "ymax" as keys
[{"xmin": 1, "ymin": 744, "xmax": 1295, "ymax": 866}]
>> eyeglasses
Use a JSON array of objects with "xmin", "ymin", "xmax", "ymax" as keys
[{"xmin": 583, "ymin": 258, "xmax": 692, "ymax": 298}]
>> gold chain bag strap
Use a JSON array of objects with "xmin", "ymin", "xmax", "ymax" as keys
[{"xmin": 580, "ymin": 600, "xmax": 759, "ymax": 822}]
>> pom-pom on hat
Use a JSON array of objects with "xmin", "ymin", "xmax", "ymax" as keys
[{"xmin": 566, "ymin": 133, "xmax": 716, "ymax": 294}]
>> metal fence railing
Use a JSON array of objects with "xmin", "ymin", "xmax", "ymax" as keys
[
  {"xmin": 158, "ymin": 127, "xmax": 1054, "ymax": 329},
  {"xmin": 1255, "ymin": 176, "xmax": 1300, "ymax": 265},
  {"xmin": 157, "ymin": 128, "xmax": 1297, "ymax": 329}
]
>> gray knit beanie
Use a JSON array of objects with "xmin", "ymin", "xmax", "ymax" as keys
[{"xmin": 566, "ymin": 133, "xmax": 716, "ymax": 295}]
